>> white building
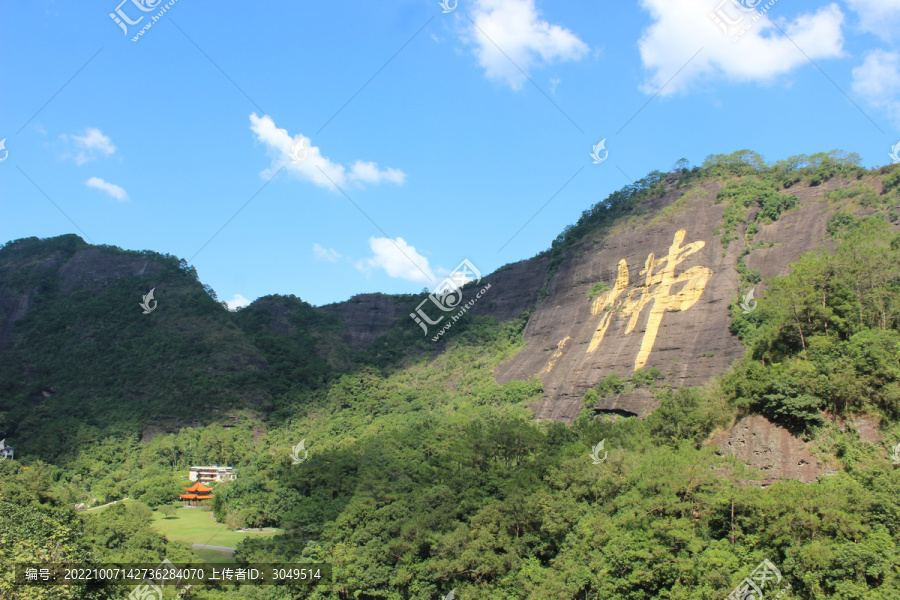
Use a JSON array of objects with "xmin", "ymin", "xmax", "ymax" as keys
[
  {"xmin": 0, "ymin": 439, "xmax": 12, "ymax": 461},
  {"xmin": 188, "ymin": 465, "xmax": 236, "ymax": 483}
]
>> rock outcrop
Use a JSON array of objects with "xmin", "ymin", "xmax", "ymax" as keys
[{"xmin": 708, "ymin": 415, "xmax": 837, "ymax": 485}]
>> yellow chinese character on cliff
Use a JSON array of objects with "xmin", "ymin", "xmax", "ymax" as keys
[
  {"xmin": 587, "ymin": 229, "xmax": 711, "ymax": 371},
  {"xmin": 540, "ymin": 336, "xmax": 571, "ymax": 374}
]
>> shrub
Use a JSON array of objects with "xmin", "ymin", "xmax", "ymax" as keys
[
  {"xmin": 594, "ymin": 373, "xmax": 627, "ymax": 397},
  {"xmin": 880, "ymin": 168, "xmax": 900, "ymax": 195},
  {"xmin": 587, "ymin": 281, "xmax": 611, "ymax": 300},
  {"xmin": 631, "ymin": 367, "xmax": 664, "ymax": 388}
]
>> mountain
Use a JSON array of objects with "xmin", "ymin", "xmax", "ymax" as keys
[
  {"xmin": 1, "ymin": 150, "xmax": 898, "ymax": 464},
  {"xmin": 503, "ymin": 172, "xmax": 857, "ymax": 421},
  {"xmin": 3, "ymin": 150, "xmax": 900, "ymax": 600},
  {"xmin": 307, "ymin": 151, "xmax": 900, "ymax": 428}
]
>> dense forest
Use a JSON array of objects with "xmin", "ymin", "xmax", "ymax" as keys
[{"xmin": 1, "ymin": 151, "xmax": 899, "ymax": 599}]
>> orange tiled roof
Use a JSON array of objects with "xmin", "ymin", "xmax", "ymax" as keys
[{"xmin": 182, "ymin": 482, "xmax": 214, "ymax": 493}]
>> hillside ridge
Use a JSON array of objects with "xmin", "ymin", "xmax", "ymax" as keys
[{"xmin": 1, "ymin": 150, "xmax": 898, "ymax": 459}]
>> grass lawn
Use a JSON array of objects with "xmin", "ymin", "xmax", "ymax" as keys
[{"xmin": 151, "ymin": 504, "xmax": 280, "ymax": 550}]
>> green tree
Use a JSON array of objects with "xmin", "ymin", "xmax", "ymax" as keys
[{"xmin": 158, "ymin": 504, "xmax": 177, "ymax": 519}]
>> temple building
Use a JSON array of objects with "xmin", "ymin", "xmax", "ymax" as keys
[
  {"xmin": 188, "ymin": 465, "xmax": 236, "ymax": 484},
  {"xmin": 179, "ymin": 481, "xmax": 214, "ymax": 507}
]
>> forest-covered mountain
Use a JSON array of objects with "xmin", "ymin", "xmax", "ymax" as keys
[{"xmin": 2, "ymin": 150, "xmax": 900, "ymax": 599}]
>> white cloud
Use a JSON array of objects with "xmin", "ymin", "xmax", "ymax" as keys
[
  {"xmin": 463, "ymin": 0, "xmax": 589, "ymax": 90},
  {"xmin": 844, "ymin": 0, "xmax": 900, "ymax": 40},
  {"xmin": 549, "ymin": 76, "xmax": 561, "ymax": 94},
  {"xmin": 225, "ymin": 294, "xmax": 252, "ymax": 310},
  {"xmin": 85, "ymin": 177, "xmax": 128, "ymax": 201},
  {"xmin": 852, "ymin": 49, "xmax": 900, "ymax": 125},
  {"xmin": 62, "ymin": 127, "xmax": 115, "ymax": 164},
  {"xmin": 347, "ymin": 161, "xmax": 406, "ymax": 185},
  {"xmin": 355, "ymin": 237, "xmax": 435, "ymax": 284},
  {"xmin": 313, "ymin": 243, "xmax": 342, "ymax": 262},
  {"xmin": 249, "ymin": 114, "xmax": 406, "ymax": 189},
  {"xmin": 638, "ymin": 0, "xmax": 844, "ymax": 95}
]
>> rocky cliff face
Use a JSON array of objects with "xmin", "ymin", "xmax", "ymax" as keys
[
  {"xmin": 706, "ymin": 414, "xmax": 884, "ymax": 486},
  {"xmin": 708, "ymin": 415, "xmax": 836, "ymax": 485},
  {"xmin": 315, "ymin": 255, "xmax": 550, "ymax": 352},
  {"xmin": 318, "ymin": 293, "xmax": 406, "ymax": 352},
  {"xmin": 496, "ymin": 178, "xmax": 853, "ymax": 424},
  {"xmin": 467, "ymin": 255, "xmax": 550, "ymax": 322}
]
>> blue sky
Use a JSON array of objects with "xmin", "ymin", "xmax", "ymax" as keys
[{"xmin": 1, "ymin": 0, "xmax": 899, "ymax": 307}]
